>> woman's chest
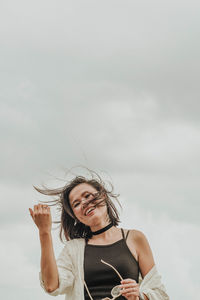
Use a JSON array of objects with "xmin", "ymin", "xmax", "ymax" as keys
[{"xmin": 83, "ymin": 239, "xmax": 140, "ymax": 300}]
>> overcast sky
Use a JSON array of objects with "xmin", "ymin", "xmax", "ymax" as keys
[{"xmin": 1, "ymin": 1, "xmax": 200, "ymax": 299}]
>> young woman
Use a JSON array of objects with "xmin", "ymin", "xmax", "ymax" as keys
[{"xmin": 29, "ymin": 174, "xmax": 169, "ymax": 300}]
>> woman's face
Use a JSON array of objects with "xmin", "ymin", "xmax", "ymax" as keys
[{"xmin": 69, "ymin": 183, "xmax": 108, "ymax": 227}]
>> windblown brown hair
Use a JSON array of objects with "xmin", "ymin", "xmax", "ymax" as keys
[{"xmin": 34, "ymin": 170, "xmax": 121, "ymax": 242}]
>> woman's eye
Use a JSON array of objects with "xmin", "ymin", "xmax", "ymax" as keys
[{"xmin": 74, "ymin": 202, "xmax": 80, "ymax": 208}]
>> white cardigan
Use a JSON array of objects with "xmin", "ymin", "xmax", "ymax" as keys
[{"xmin": 39, "ymin": 238, "xmax": 170, "ymax": 300}]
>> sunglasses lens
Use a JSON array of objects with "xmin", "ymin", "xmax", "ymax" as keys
[{"xmin": 111, "ymin": 285, "xmax": 121, "ymax": 297}]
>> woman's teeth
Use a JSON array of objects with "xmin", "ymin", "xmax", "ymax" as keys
[{"xmin": 85, "ymin": 207, "xmax": 95, "ymax": 216}]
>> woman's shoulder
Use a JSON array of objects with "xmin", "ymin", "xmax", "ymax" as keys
[
  {"xmin": 64, "ymin": 237, "xmax": 85, "ymax": 248},
  {"xmin": 60, "ymin": 238, "xmax": 85, "ymax": 257},
  {"xmin": 57, "ymin": 238, "xmax": 86, "ymax": 266},
  {"xmin": 123, "ymin": 228, "xmax": 148, "ymax": 243}
]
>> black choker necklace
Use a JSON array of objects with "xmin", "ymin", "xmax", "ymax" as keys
[{"xmin": 91, "ymin": 222, "xmax": 113, "ymax": 235}]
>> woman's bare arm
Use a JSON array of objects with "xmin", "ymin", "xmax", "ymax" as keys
[
  {"xmin": 29, "ymin": 204, "xmax": 59, "ymax": 293},
  {"xmin": 134, "ymin": 230, "xmax": 155, "ymax": 300}
]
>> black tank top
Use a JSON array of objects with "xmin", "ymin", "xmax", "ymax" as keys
[{"xmin": 84, "ymin": 228, "xmax": 140, "ymax": 300}]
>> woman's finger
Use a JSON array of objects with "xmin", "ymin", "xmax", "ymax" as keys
[
  {"xmin": 34, "ymin": 205, "xmax": 38, "ymax": 213},
  {"xmin": 42, "ymin": 204, "xmax": 49, "ymax": 211},
  {"xmin": 121, "ymin": 279, "xmax": 136, "ymax": 284},
  {"xmin": 29, "ymin": 208, "xmax": 34, "ymax": 218},
  {"xmin": 121, "ymin": 289, "xmax": 139, "ymax": 299},
  {"xmin": 121, "ymin": 287, "xmax": 137, "ymax": 293},
  {"xmin": 120, "ymin": 282, "xmax": 138, "ymax": 289},
  {"xmin": 122, "ymin": 292, "xmax": 137, "ymax": 298}
]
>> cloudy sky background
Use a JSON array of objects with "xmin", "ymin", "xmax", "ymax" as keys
[{"xmin": 1, "ymin": 1, "xmax": 200, "ymax": 299}]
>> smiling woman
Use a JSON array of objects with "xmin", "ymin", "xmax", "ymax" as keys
[
  {"xmin": 33, "ymin": 172, "xmax": 121, "ymax": 241},
  {"xmin": 29, "ymin": 169, "xmax": 170, "ymax": 300}
]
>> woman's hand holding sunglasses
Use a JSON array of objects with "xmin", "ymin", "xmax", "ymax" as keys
[
  {"xmin": 119, "ymin": 278, "xmax": 140, "ymax": 300},
  {"xmin": 85, "ymin": 259, "xmax": 140, "ymax": 300}
]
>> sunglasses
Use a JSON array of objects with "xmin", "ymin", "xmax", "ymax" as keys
[{"xmin": 84, "ymin": 259, "xmax": 123, "ymax": 300}]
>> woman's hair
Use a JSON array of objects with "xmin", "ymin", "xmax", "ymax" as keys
[{"xmin": 34, "ymin": 169, "xmax": 121, "ymax": 242}]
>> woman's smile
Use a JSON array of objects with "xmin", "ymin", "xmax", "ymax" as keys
[{"xmin": 84, "ymin": 206, "xmax": 96, "ymax": 216}]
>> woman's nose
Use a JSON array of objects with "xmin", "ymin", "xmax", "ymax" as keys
[{"xmin": 82, "ymin": 198, "xmax": 90, "ymax": 208}]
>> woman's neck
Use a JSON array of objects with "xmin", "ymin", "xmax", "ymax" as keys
[
  {"xmin": 89, "ymin": 219, "xmax": 111, "ymax": 232},
  {"xmin": 88, "ymin": 226, "xmax": 120, "ymax": 243}
]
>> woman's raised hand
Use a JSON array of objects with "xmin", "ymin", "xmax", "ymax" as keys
[
  {"xmin": 120, "ymin": 278, "xmax": 140, "ymax": 300},
  {"xmin": 29, "ymin": 204, "xmax": 52, "ymax": 234}
]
